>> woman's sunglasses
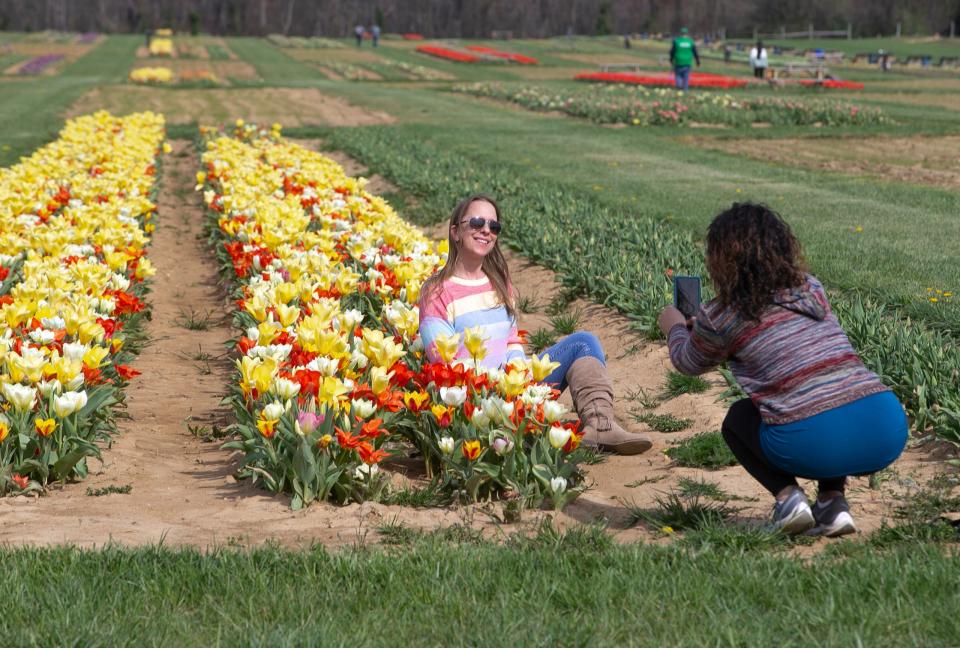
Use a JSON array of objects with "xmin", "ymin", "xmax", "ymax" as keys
[{"xmin": 460, "ymin": 217, "xmax": 502, "ymax": 235}]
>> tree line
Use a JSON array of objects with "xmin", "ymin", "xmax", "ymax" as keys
[{"xmin": 2, "ymin": 0, "xmax": 958, "ymax": 39}]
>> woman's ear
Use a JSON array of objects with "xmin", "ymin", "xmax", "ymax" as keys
[{"xmin": 450, "ymin": 223, "xmax": 459, "ymax": 243}]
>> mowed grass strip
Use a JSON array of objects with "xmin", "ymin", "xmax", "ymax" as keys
[{"xmin": 0, "ymin": 540, "xmax": 958, "ymax": 646}]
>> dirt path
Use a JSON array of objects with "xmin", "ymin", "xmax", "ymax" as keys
[{"xmin": 0, "ymin": 141, "xmax": 944, "ymax": 549}]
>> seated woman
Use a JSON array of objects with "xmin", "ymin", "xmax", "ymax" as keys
[
  {"xmin": 419, "ymin": 194, "xmax": 652, "ymax": 456},
  {"xmin": 659, "ymin": 202, "xmax": 907, "ymax": 536}
]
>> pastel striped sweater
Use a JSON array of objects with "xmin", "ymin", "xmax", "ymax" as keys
[
  {"xmin": 668, "ymin": 275, "xmax": 888, "ymax": 425},
  {"xmin": 419, "ymin": 275, "xmax": 525, "ymax": 369}
]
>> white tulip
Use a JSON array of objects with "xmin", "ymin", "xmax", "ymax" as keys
[
  {"xmin": 270, "ymin": 377, "xmax": 300, "ymax": 401},
  {"xmin": 542, "ymin": 401, "xmax": 568, "ymax": 423},
  {"xmin": 53, "ymin": 390, "xmax": 87, "ymax": 417},
  {"xmin": 351, "ymin": 399, "xmax": 376, "ymax": 419},
  {"xmin": 440, "ymin": 386, "xmax": 467, "ymax": 407},
  {"xmin": 63, "ymin": 342, "xmax": 87, "ymax": 362},
  {"xmin": 550, "ymin": 476, "xmax": 567, "ymax": 495},
  {"xmin": 38, "ymin": 379, "xmax": 63, "ymax": 397},
  {"xmin": 262, "ymin": 402, "xmax": 285, "ymax": 421},
  {"xmin": 3, "ymin": 383, "xmax": 37, "ymax": 412},
  {"xmin": 548, "ymin": 425, "xmax": 572, "ymax": 450},
  {"xmin": 439, "ymin": 436, "xmax": 455, "ymax": 454}
]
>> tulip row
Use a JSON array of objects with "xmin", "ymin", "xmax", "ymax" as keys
[
  {"xmin": 453, "ymin": 82, "xmax": 887, "ymax": 127},
  {"xmin": 465, "ymin": 46, "xmax": 539, "ymax": 65},
  {"xmin": 0, "ymin": 110, "xmax": 164, "ymax": 494},
  {"xmin": 576, "ymin": 71, "xmax": 750, "ymax": 89},
  {"xmin": 200, "ymin": 121, "xmax": 587, "ymax": 510},
  {"xmin": 415, "ymin": 45, "xmax": 482, "ymax": 64}
]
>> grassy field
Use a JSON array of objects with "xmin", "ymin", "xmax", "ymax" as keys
[
  {"xmin": 2, "ymin": 533, "xmax": 959, "ymax": 646},
  {"xmin": 1, "ymin": 31, "xmax": 958, "ymax": 644}
]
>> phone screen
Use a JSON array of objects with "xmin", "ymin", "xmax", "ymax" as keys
[{"xmin": 674, "ymin": 276, "xmax": 701, "ymax": 318}]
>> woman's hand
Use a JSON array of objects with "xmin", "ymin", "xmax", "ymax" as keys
[{"xmin": 658, "ymin": 306, "xmax": 688, "ymax": 337}]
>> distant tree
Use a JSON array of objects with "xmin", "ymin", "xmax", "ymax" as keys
[
  {"xmin": 188, "ymin": 10, "xmax": 199, "ymax": 35},
  {"xmin": 596, "ymin": 0, "xmax": 611, "ymax": 34},
  {"xmin": 375, "ymin": 6, "xmax": 385, "ymax": 28}
]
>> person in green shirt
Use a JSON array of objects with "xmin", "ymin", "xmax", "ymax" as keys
[{"xmin": 669, "ymin": 27, "xmax": 700, "ymax": 90}]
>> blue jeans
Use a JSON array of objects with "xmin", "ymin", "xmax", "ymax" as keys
[
  {"xmin": 674, "ymin": 66, "xmax": 691, "ymax": 90},
  {"xmin": 538, "ymin": 332, "xmax": 605, "ymax": 392}
]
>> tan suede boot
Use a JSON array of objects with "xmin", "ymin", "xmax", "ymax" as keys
[{"xmin": 566, "ymin": 356, "xmax": 653, "ymax": 456}]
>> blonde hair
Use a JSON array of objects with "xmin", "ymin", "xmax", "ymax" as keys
[{"xmin": 420, "ymin": 194, "xmax": 515, "ymax": 319}]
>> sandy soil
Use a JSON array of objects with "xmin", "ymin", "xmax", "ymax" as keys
[
  {"xmin": 67, "ymin": 86, "xmax": 394, "ymax": 127},
  {"xmin": 688, "ymin": 134, "xmax": 960, "ymax": 191},
  {"xmin": 0, "ymin": 141, "xmax": 948, "ymax": 550}
]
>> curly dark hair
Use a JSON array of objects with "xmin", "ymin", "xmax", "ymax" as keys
[{"xmin": 705, "ymin": 202, "xmax": 807, "ymax": 321}]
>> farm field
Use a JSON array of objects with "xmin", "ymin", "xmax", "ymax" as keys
[{"xmin": 0, "ymin": 30, "xmax": 958, "ymax": 644}]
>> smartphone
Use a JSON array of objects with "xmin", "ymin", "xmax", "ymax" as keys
[{"xmin": 673, "ymin": 275, "xmax": 701, "ymax": 319}]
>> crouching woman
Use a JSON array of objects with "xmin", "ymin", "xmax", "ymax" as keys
[
  {"xmin": 659, "ymin": 202, "xmax": 907, "ymax": 536},
  {"xmin": 419, "ymin": 194, "xmax": 652, "ymax": 455}
]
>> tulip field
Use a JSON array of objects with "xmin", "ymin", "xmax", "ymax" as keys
[{"xmin": 0, "ymin": 30, "xmax": 958, "ymax": 645}]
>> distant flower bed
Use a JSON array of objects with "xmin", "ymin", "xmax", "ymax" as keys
[
  {"xmin": 148, "ymin": 38, "xmax": 173, "ymax": 57},
  {"xmin": 402, "ymin": 33, "xmax": 424, "ymax": 40},
  {"xmin": 16, "ymin": 54, "xmax": 64, "ymax": 75},
  {"xmin": 454, "ymin": 82, "xmax": 887, "ymax": 127},
  {"xmin": 576, "ymin": 71, "xmax": 749, "ymax": 89},
  {"xmin": 129, "ymin": 67, "xmax": 174, "ymax": 84},
  {"xmin": 796, "ymin": 79, "xmax": 865, "ymax": 90},
  {"xmin": 416, "ymin": 45, "xmax": 480, "ymax": 63},
  {"xmin": 266, "ymin": 35, "xmax": 342, "ymax": 49},
  {"xmin": 466, "ymin": 45, "xmax": 538, "ymax": 64}
]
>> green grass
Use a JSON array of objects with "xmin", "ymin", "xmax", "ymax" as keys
[
  {"xmin": 666, "ymin": 431, "xmax": 739, "ymax": 469},
  {"xmin": 526, "ymin": 327, "xmax": 556, "ymax": 353},
  {"xmin": 664, "ymin": 371, "xmax": 711, "ymax": 397},
  {"xmin": 634, "ymin": 412, "xmax": 693, "ymax": 433},
  {"xmin": 1, "ymin": 538, "xmax": 958, "ymax": 645},
  {"xmin": 0, "ymin": 35, "xmax": 139, "ymax": 165},
  {"xmin": 548, "ymin": 308, "xmax": 582, "ymax": 335},
  {"xmin": 625, "ymin": 490, "xmax": 738, "ymax": 530}
]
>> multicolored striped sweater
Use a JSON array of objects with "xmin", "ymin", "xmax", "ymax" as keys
[
  {"xmin": 668, "ymin": 275, "xmax": 888, "ymax": 425},
  {"xmin": 419, "ymin": 275, "xmax": 525, "ymax": 369}
]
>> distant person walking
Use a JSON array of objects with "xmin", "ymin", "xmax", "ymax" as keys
[
  {"xmin": 354, "ymin": 24, "xmax": 365, "ymax": 47},
  {"xmin": 371, "ymin": 24, "xmax": 381, "ymax": 47},
  {"xmin": 669, "ymin": 27, "xmax": 700, "ymax": 90},
  {"xmin": 750, "ymin": 41, "xmax": 768, "ymax": 79}
]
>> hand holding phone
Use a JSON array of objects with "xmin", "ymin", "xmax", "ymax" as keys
[{"xmin": 673, "ymin": 275, "xmax": 701, "ymax": 319}]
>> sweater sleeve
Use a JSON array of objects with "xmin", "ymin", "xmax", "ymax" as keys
[
  {"xmin": 419, "ymin": 284, "xmax": 455, "ymax": 364},
  {"xmin": 667, "ymin": 307, "xmax": 730, "ymax": 375},
  {"xmin": 692, "ymin": 43, "xmax": 700, "ymax": 65}
]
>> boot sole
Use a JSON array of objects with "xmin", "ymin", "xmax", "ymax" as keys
[{"xmin": 598, "ymin": 439, "xmax": 653, "ymax": 456}]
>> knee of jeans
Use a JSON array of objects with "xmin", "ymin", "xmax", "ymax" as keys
[{"xmin": 567, "ymin": 331, "xmax": 604, "ymax": 362}]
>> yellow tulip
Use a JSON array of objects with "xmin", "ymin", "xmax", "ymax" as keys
[
  {"xmin": 82, "ymin": 345, "xmax": 110, "ymax": 370},
  {"xmin": 257, "ymin": 320, "xmax": 281, "ymax": 346},
  {"xmin": 500, "ymin": 368, "xmax": 529, "ymax": 398},
  {"xmin": 433, "ymin": 332, "xmax": 461, "ymax": 364},
  {"xmin": 463, "ymin": 326, "xmax": 488, "ymax": 362},
  {"xmin": 316, "ymin": 376, "xmax": 349, "ymax": 410},
  {"xmin": 530, "ymin": 354, "xmax": 561, "ymax": 383},
  {"xmin": 275, "ymin": 304, "xmax": 300, "ymax": 328},
  {"xmin": 369, "ymin": 366, "xmax": 393, "ymax": 395}
]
